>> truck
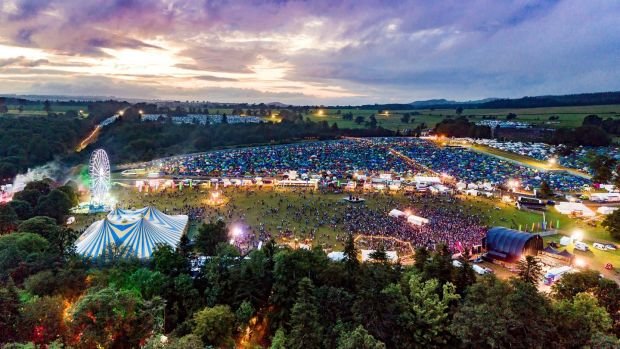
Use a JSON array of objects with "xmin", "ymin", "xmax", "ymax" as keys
[{"xmin": 544, "ymin": 266, "xmax": 572, "ymax": 285}]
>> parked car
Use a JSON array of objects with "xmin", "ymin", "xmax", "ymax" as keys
[
  {"xmin": 593, "ymin": 243, "xmax": 607, "ymax": 251},
  {"xmin": 574, "ymin": 241, "xmax": 590, "ymax": 252},
  {"xmin": 604, "ymin": 243, "xmax": 617, "ymax": 251}
]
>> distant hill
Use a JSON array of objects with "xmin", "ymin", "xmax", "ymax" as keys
[
  {"xmin": 266, "ymin": 102, "xmax": 290, "ymax": 108},
  {"xmin": 477, "ymin": 91, "xmax": 620, "ymax": 109},
  {"xmin": 408, "ymin": 98, "xmax": 498, "ymax": 107},
  {"xmin": 347, "ymin": 91, "xmax": 620, "ymax": 110}
]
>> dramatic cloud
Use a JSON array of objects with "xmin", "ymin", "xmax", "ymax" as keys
[{"xmin": 0, "ymin": 0, "xmax": 619, "ymax": 104}]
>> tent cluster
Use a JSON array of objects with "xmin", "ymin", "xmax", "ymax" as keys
[
  {"xmin": 75, "ymin": 207, "xmax": 188, "ymax": 259},
  {"xmin": 155, "ymin": 139, "xmax": 412, "ymax": 178},
  {"xmin": 392, "ymin": 139, "xmax": 590, "ymax": 191},
  {"xmin": 468, "ymin": 138, "xmax": 620, "ymax": 174}
]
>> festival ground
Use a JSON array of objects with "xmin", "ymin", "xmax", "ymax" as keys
[{"xmin": 70, "ymin": 184, "xmax": 620, "ymax": 282}]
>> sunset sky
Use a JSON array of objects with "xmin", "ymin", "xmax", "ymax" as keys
[{"xmin": 0, "ymin": 0, "xmax": 619, "ymax": 104}]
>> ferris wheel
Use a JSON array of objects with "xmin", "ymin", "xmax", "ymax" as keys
[{"xmin": 89, "ymin": 149, "xmax": 111, "ymax": 205}]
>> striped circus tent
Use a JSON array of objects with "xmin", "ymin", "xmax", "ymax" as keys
[{"xmin": 76, "ymin": 206, "xmax": 188, "ymax": 259}]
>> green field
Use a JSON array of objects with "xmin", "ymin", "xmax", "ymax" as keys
[
  {"xmin": 304, "ymin": 104, "xmax": 620, "ymax": 131},
  {"xmin": 4, "ymin": 103, "xmax": 88, "ymax": 117},
  {"xmin": 105, "ymin": 184, "xmax": 617, "ymax": 249}
]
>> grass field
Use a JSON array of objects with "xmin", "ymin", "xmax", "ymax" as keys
[
  {"xmin": 304, "ymin": 104, "xmax": 620, "ymax": 131},
  {"xmin": 106, "ymin": 185, "xmax": 616, "ymax": 244},
  {"xmin": 3, "ymin": 103, "xmax": 88, "ymax": 117},
  {"xmin": 71, "ymin": 184, "xmax": 620, "ymax": 280}
]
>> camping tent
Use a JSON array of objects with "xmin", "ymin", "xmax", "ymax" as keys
[
  {"xmin": 388, "ymin": 209, "xmax": 406, "ymax": 218},
  {"xmin": 407, "ymin": 215, "xmax": 429, "ymax": 226},
  {"xmin": 75, "ymin": 206, "xmax": 188, "ymax": 259}
]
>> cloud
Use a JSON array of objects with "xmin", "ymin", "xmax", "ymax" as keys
[
  {"xmin": 0, "ymin": 56, "xmax": 48, "ymax": 68},
  {"xmin": 193, "ymin": 75, "xmax": 238, "ymax": 82},
  {"xmin": 0, "ymin": 0, "xmax": 619, "ymax": 104}
]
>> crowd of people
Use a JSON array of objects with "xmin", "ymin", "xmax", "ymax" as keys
[
  {"xmin": 111, "ymin": 185, "xmax": 489, "ymax": 255},
  {"xmin": 342, "ymin": 193, "xmax": 487, "ymax": 253}
]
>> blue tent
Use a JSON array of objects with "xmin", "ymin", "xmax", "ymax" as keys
[{"xmin": 76, "ymin": 207, "xmax": 188, "ymax": 259}]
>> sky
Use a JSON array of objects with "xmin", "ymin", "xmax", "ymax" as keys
[{"xmin": 0, "ymin": 0, "xmax": 619, "ymax": 105}]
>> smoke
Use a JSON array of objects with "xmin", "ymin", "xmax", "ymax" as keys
[{"xmin": 10, "ymin": 161, "xmax": 69, "ymax": 193}]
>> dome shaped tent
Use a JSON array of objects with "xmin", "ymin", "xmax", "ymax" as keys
[
  {"xmin": 483, "ymin": 227, "xmax": 543, "ymax": 262},
  {"xmin": 75, "ymin": 207, "xmax": 188, "ymax": 259}
]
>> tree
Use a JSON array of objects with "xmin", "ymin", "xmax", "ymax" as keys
[
  {"xmin": 0, "ymin": 233, "xmax": 50, "ymax": 280},
  {"xmin": 151, "ymin": 243, "xmax": 189, "ymax": 276},
  {"xmin": 553, "ymin": 293, "xmax": 612, "ymax": 348},
  {"xmin": 194, "ymin": 220, "xmax": 228, "ymax": 256},
  {"xmin": 43, "ymin": 100, "xmax": 51, "ymax": 113},
  {"xmin": 270, "ymin": 248, "xmax": 329, "ymax": 328},
  {"xmin": 538, "ymin": 180, "xmax": 553, "ymax": 198},
  {"xmin": 368, "ymin": 115, "xmax": 378, "ymax": 128},
  {"xmin": 56, "ymin": 184, "xmax": 79, "ymax": 207},
  {"xmin": 235, "ymin": 299, "xmax": 254, "ymax": 332},
  {"xmin": 19, "ymin": 295, "xmax": 67, "ymax": 345},
  {"xmin": 552, "ymin": 269, "xmax": 601, "ymax": 301},
  {"xmin": 368, "ymin": 244, "xmax": 388, "ymax": 262},
  {"xmin": 70, "ymin": 287, "xmax": 159, "ymax": 348},
  {"xmin": 192, "ymin": 305, "xmax": 235, "ymax": 348},
  {"xmin": 413, "ymin": 246, "xmax": 430, "ymax": 271},
  {"xmin": 583, "ymin": 114, "xmax": 603, "ymax": 126},
  {"xmin": 355, "ymin": 116, "xmax": 365, "ymax": 125},
  {"xmin": 270, "ymin": 328, "xmax": 287, "ymax": 349},
  {"xmin": 0, "ymin": 279, "xmax": 21, "ymax": 344},
  {"xmin": 34, "ymin": 189, "xmax": 73, "ymax": 223},
  {"xmin": 517, "ymin": 256, "xmax": 543, "ymax": 284},
  {"xmin": 337, "ymin": 325, "xmax": 386, "ymax": 349},
  {"xmin": 343, "ymin": 232, "xmax": 359, "ymax": 273},
  {"xmin": 0, "ymin": 204, "xmax": 18, "ymax": 233},
  {"xmin": 287, "ymin": 278, "xmax": 323, "ymax": 349},
  {"xmin": 591, "ymin": 155, "xmax": 616, "ymax": 184},
  {"xmin": 8, "ymin": 200, "xmax": 33, "ymax": 221},
  {"xmin": 24, "ymin": 270, "xmax": 57, "ymax": 297},
  {"xmin": 506, "ymin": 112, "xmax": 517, "ymax": 120},
  {"xmin": 18, "ymin": 216, "xmax": 77, "ymax": 256},
  {"xmin": 451, "ymin": 258, "xmax": 476, "ymax": 295},
  {"xmin": 451, "ymin": 276, "xmax": 557, "ymax": 349},
  {"xmin": 455, "ymin": 107, "xmax": 464, "ymax": 115},
  {"xmin": 602, "ymin": 209, "xmax": 620, "ymax": 240},
  {"xmin": 405, "ymin": 272, "xmax": 459, "ymax": 346}
]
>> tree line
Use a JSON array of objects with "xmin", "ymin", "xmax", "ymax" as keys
[
  {"xmin": 93, "ymin": 108, "xmax": 395, "ymax": 164},
  {"xmin": 0, "ymin": 190, "xmax": 619, "ymax": 348}
]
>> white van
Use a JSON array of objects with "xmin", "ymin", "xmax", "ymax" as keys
[
  {"xmin": 574, "ymin": 242, "xmax": 589, "ymax": 252},
  {"xmin": 593, "ymin": 243, "xmax": 607, "ymax": 251},
  {"xmin": 472, "ymin": 264, "xmax": 492, "ymax": 275}
]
